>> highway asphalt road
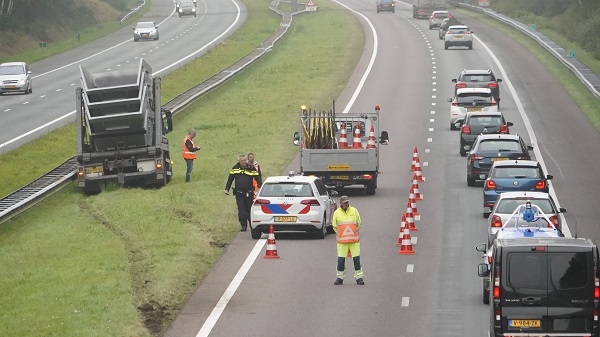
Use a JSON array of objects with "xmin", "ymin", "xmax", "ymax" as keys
[
  {"xmin": 165, "ymin": 0, "xmax": 600, "ymax": 336},
  {"xmin": 0, "ymin": 0, "xmax": 246, "ymax": 154}
]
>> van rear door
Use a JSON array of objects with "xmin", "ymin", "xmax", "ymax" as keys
[
  {"xmin": 502, "ymin": 246, "xmax": 548, "ymax": 334},
  {"xmin": 502, "ymin": 245, "xmax": 596, "ymax": 335},
  {"xmin": 546, "ymin": 246, "xmax": 595, "ymax": 334}
]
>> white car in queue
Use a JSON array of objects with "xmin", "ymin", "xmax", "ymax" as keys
[
  {"xmin": 448, "ymin": 87, "xmax": 498, "ymax": 129},
  {"xmin": 250, "ymin": 172, "xmax": 337, "ymax": 239}
]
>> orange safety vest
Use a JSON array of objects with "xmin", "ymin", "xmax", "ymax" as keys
[
  {"xmin": 336, "ymin": 222, "xmax": 360, "ymax": 243},
  {"xmin": 182, "ymin": 136, "xmax": 197, "ymax": 160}
]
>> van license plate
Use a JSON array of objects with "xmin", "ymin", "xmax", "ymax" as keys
[
  {"xmin": 331, "ymin": 176, "xmax": 349, "ymax": 180},
  {"xmin": 275, "ymin": 216, "xmax": 296, "ymax": 222},
  {"xmin": 509, "ymin": 319, "xmax": 540, "ymax": 328}
]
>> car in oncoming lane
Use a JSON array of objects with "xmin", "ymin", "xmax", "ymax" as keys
[
  {"xmin": 448, "ymin": 87, "xmax": 498, "ymax": 130},
  {"xmin": 250, "ymin": 173, "xmax": 337, "ymax": 239},
  {"xmin": 0, "ymin": 62, "xmax": 32, "ymax": 95},
  {"xmin": 483, "ymin": 160, "xmax": 553, "ymax": 216},
  {"xmin": 466, "ymin": 134, "xmax": 533, "ymax": 186},
  {"xmin": 133, "ymin": 21, "xmax": 159, "ymax": 42},
  {"xmin": 457, "ymin": 111, "xmax": 512, "ymax": 156}
]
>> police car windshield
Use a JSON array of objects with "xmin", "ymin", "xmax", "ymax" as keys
[{"xmin": 260, "ymin": 183, "xmax": 313, "ymax": 197}]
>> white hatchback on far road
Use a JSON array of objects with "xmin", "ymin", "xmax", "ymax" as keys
[
  {"xmin": 0, "ymin": 62, "xmax": 32, "ymax": 95},
  {"xmin": 444, "ymin": 25, "xmax": 473, "ymax": 50}
]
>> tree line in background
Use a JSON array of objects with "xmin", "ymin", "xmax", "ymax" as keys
[
  {"xmin": 0, "ymin": 0, "xmax": 130, "ymax": 33},
  {"xmin": 492, "ymin": 0, "xmax": 600, "ymax": 59}
]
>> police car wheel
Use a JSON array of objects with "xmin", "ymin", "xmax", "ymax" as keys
[
  {"xmin": 314, "ymin": 218, "xmax": 327, "ymax": 239},
  {"xmin": 251, "ymin": 227, "xmax": 262, "ymax": 239}
]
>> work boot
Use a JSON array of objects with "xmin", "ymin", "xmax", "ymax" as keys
[
  {"xmin": 334, "ymin": 278, "xmax": 343, "ymax": 285},
  {"xmin": 356, "ymin": 278, "xmax": 364, "ymax": 285}
]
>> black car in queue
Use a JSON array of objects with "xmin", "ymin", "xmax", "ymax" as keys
[
  {"xmin": 466, "ymin": 134, "xmax": 533, "ymax": 186},
  {"xmin": 458, "ymin": 111, "xmax": 512, "ymax": 156}
]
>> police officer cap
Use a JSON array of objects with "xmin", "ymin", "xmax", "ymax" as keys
[{"xmin": 340, "ymin": 195, "xmax": 350, "ymax": 203}]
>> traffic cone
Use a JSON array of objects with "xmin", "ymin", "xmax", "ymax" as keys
[
  {"xmin": 398, "ymin": 225, "xmax": 415, "ymax": 255},
  {"xmin": 405, "ymin": 203, "xmax": 418, "ymax": 231},
  {"xmin": 351, "ymin": 122, "xmax": 363, "ymax": 149},
  {"xmin": 408, "ymin": 191, "xmax": 419, "ymax": 216},
  {"xmin": 414, "ymin": 159, "xmax": 425, "ymax": 182},
  {"xmin": 395, "ymin": 214, "xmax": 407, "ymax": 246},
  {"xmin": 411, "ymin": 175, "xmax": 422, "ymax": 201},
  {"xmin": 264, "ymin": 225, "xmax": 280, "ymax": 259},
  {"xmin": 338, "ymin": 122, "xmax": 348, "ymax": 149},
  {"xmin": 366, "ymin": 125, "xmax": 377, "ymax": 149},
  {"xmin": 410, "ymin": 147, "xmax": 419, "ymax": 172}
]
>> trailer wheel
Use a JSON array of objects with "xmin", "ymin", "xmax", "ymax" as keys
[{"xmin": 366, "ymin": 183, "xmax": 376, "ymax": 195}]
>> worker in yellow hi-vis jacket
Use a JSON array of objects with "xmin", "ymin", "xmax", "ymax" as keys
[{"xmin": 332, "ymin": 195, "xmax": 364, "ymax": 285}]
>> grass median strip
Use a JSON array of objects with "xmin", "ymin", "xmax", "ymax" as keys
[{"xmin": 0, "ymin": 0, "xmax": 364, "ymax": 336}]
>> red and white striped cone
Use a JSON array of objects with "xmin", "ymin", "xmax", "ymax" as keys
[
  {"xmin": 411, "ymin": 174, "xmax": 423, "ymax": 201},
  {"xmin": 409, "ymin": 192, "xmax": 420, "ymax": 217},
  {"xmin": 395, "ymin": 213, "xmax": 407, "ymax": 247},
  {"xmin": 366, "ymin": 124, "xmax": 377, "ymax": 149},
  {"xmin": 405, "ymin": 203, "xmax": 418, "ymax": 231},
  {"xmin": 264, "ymin": 225, "xmax": 280, "ymax": 259},
  {"xmin": 410, "ymin": 147, "xmax": 419, "ymax": 172},
  {"xmin": 397, "ymin": 225, "xmax": 415, "ymax": 255},
  {"xmin": 338, "ymin": 122, "xmax": 348, "ymax": 149},
  {"xmin": 351, "ymin": 122, "xmax": 363, "ymax": 149},
  {"xmin": 414, "ymin": 158, "xmax": 425, "ymax": 182}
]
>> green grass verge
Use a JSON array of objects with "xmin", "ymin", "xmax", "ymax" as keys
[
  {"xmin": 0, "ymin": 0, "xmax": 150, "ymax": 65},
  {"xmin": 0, "ymin": 0, "xmax": 364, "ymax": 336},
  {"xmin": 455, "ymin": 8, "xmax": 600, "ymax": 131}
]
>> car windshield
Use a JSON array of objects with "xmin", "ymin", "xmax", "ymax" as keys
[
  {"xmin": 136, "ymin": 22, "xmax": 155, "ymax": 29},
  {"xmin": 468, "ymin": 116, "xmax": 503, "ymax": 126},
  {"xmin": 478, "ymin": 140, "xmax": 521, "ymax": 152},
  {"xmin": 496, "ymin": 198, "xmax": 555, "ymax": 214},
  {"xmin": 491, "ymin": 167, "xmax": 540, "ymax": 179},
  {"xmin": 461, "ymin": 74, "xmax": 494, "ymax": 82},
  {"xmin": 449, "ymin": 28, "xmax": 469, "ymax": 34},
  {"xmin": 457, "ymin": 93, "xmax": 492, "ymax": 104},
  {"xmin": 180, "ymin": 2, "xmax": 194, "ymax": 7},
  {"xmin": 260, "ymin": 183, "xmax": 313, "ymax": 197},
  {"xmin": 0, "ymin": 65, "xmax": 25, "ymax": 75}
]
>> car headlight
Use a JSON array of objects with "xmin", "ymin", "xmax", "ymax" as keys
[
  {"xmin": 134, "ymin": 30, "xmax": 138, "ymax": 34},
  {"xmin": 18, "ymin": 79, "xmax": 25, "ymax": 84},
  {"xmin": 179, "ymin": 8, "xmax": 182, "ymax": 12},
  {"xmin": 192, "ymin": 7, "xmax": 196, "ymax": 11}
]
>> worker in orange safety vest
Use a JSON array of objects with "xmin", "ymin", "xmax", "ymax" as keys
[
  {"xmin": 332, "ymin": 195, "xmax": 364, "ymax": 285},
  {"xmin": 182, "ymin": 129, "xmax": 201, "ymax": 182}
]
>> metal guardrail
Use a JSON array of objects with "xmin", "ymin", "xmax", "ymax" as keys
[
  {"xmin": 120, "ymin": 0, "xmax": 147, "ymax": 24},
  {"xmin": 451, "ymin": 1, "xmax": 600, "ymax": 101},
  {"xmin": 0, "ymin": 1, "xmax": 302, "ymax": 225}
]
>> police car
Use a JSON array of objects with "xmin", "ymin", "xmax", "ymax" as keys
[
  {"xmin": 249, "ymin": 172, "xmax": 337, "ymax": 239},
  {"xmin": 477, "ymin": 202, "xmax": 563, "ymax": 304}
]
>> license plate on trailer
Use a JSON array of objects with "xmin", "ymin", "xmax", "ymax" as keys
[
  {"xmin": 509, "ymin": 319, "xmax": 541, "ymax": 328},
  {"xmin": 467, "ymin": 107, "xmax": 482, "ymax": 112},
  {"xmin": 492, "ymin": 157, "xmax": 508, "ymax": 162},
  {"xmin": 275, "ymin": 216, "xmax": 297, "ymax": 222},
  {"xmin": 331, "ymin": 176, "xmax": 349, "ymax": 180},
  {"xmin": 86, "ymin": 166, "xmax": 103, "ymax": 173}
]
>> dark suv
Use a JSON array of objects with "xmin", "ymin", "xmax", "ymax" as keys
[
  {"xmin": 458, "ymin": 111, "xmax": 512, "ymax": 156},
  {"xmin": 466, "ymin": 134, "xmax": 533, "ymax": 186},
  {"xmin": 477, "ymin": 238, "xmax": 600, "ymax": 337},
  {"xmin": 376, "ymin": 0, "xmax": 395, "ymax": 13},
  {"xmin": 452, "ymin": 69, "xmax": 502, "ymax": 108}
]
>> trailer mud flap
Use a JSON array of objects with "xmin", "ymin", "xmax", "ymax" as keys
[{"xmin": 118, "ymin": 173, "xmax": 125, "ymax": 184}]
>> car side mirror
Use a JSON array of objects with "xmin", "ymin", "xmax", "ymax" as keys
[
  {"xmin": 293, "ymin": 132, "xmax": 300, "ymax": 146},
  {"xmin": 506, "ymin": 121, "xmax": 514, "ymax": 127},
  {"xmin": 475, "ymin": 243, "xmax": 487, "ymax": 252},
  {"xmin": 559, "ymin": 207, "xmax": 567, "ymax": 213},
  {"xmin": 478, "ymin": 263, "xmax": 490, "ymax": 277},
  {"xmin": 328, "ymin": 189, "xmax": 339, "ymax": 197},
  {"xmin": 451, "ymin": 79, "xmax": 457, "ymax": 83},
  {"xmin": 527, "ymin": 145, "xmax": 534, "ymax": 150},
  {"xmin": 497, "ymin": 79, "xmax": 503, "ymax": 82},
  {"xmin": 483, "ymin": 207, "xmax": 492, "ymax": 218},
  {"xmin": 447, "ymin": 97, "xmax": 453, "ymax": 102},
  {"xmin": 546, "ymin": 174, "xmax": 553, "ymax": 180},
  {"xmin": 379, "ymin": 131, "xmax": 389, "ymax": 145}
]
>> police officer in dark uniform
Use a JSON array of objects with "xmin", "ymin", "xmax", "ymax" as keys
[{"xmin": 224, "ymin": 154, "xmax": 262, "ymax": 231}]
